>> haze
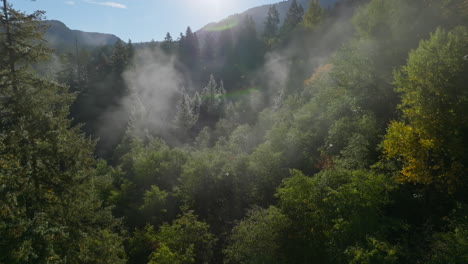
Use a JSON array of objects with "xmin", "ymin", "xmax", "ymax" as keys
[{"xmin": 12, "ymin": 0, "xmax": 281, "ymax": 42}]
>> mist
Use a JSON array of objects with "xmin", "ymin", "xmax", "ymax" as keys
[{"xmin": 121, "ymin": 49, "xmax": 183, "ymax": 140}]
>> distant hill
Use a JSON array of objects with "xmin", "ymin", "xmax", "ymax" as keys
[
  {"xmin": 197, "ymin": 0, "xmax": 337, "ymax": 40},
  {"xmin": 43, "ymin": 20, "xmax": 121, "ymax": 53}
]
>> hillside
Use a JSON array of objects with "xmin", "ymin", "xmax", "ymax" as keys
[
  {"xmin": 2, "ymin": 0, "xmax": 468, "ymax": 263},
  {"xmin": 43, "ymin": 20, "xmax": 121, "ymax": 52},
  {"xmin": 198, "ymin": 0, "xmax": 337, "ymax": 35}
]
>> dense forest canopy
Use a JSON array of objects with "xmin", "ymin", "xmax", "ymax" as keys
[{"xmin": 1, "ymin": 0, "xmax": 468, "ymax": 263}]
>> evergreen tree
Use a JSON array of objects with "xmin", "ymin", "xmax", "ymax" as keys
[
  {"xmin": 228, "ymin": 15, "xmax": 264, "ymax": 85},
  {"xmin": 217, "ymin": 27, "xmax": 234, "ymax": 60},
  {"xmin": 202, "ymin": 33, "xmax": 216, "ymax": 63},
  {"xmin": 263, "ymin": 4, "xmax": 280, "ymax": 40},
  {"xmin": 201, "ymin": 74, "xmax": 225, "ymax": 115},
  {"xmin": 127, "ymin": 39, "xmax": 135, "ymax": 61},
  {"xmin": 161, "ymin": 32, "xmax": 174, "ymax": 54},
  {"xmin": 57, "ymin": 51, "xmax": 89, "ymax": 93},
  {"xmin": 180, "ymin": 27, "xmax": 200, "ymax": 71},
  {"xmin": 111, "ymin": 39, "xmax": 129, "ymax": 75},
  {"xmin": 165, "ymin": 32, "xmax": 173, "ymax": 42},
  {"xmin": 302, "ymin": 0, "xmax": 323, "ymax": 31},
  {"xmin": 174, "ymin": 93, "xmax": 199, "ymax": 131},
  {"xmin": 0, "ymin": 1, "xmax": 125, "ymax": 262},
  {"xmin": 280, "ymin": 0, "xmax": 305, "ymax": 35}
]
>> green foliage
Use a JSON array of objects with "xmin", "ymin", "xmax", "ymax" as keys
[
  {"xmin": 121, "ymin": 137, "xmax": 187, "ymax": 190},
  {"xmin": 148, "ymin": 211, "xmax": 216, "ymax": 264},
  {"xmin": 140, "ymin": 186, "xmax": 168, "ymax": 223},
  {"xmin": 111, "ymin": 40, "xmax": 130, "ymax": 74},
  {"xmin": 179, "ymin": 27, "xmax": 200, "ymax": 72},
  {"xmin": 346, "ymin": 237, "xmax": 399, "ymax": 264},
  {"xmin": 5, "ymin": 0, "xmax": 468, "ymax": 262},
  {"xmin": 224, "ymin": 206, "xmax": 290, "ymax": 264},
  {"xmin": 113, "ymin": 137, "xmax": 187, "ymax": 227},
  {"xmin": 127, "ymin": 224, "xmax": 158, "ymax": 264},
  {"xmin": 302, "ymin": 0, "xmax": 323, "ymax": 31},
  {"xmin": 280, "ymin": 0, "xmax": 305, "ymax": 35},
  {"xmin": 161, "ymin": 32, "xmax": 175, "ymax": 54},
  {"xmin": 276, "ymin": 169, "xmax": 396, "ymax": 263},
  {"xmin": 428, "ymin": 217, "xmax": 468, "ymax": 264},
  {"xmin": 178, "ymin": 147, "xmax": 252, "ymax": 224},
  {"xmin": 248, "ymin": 141, "xmax": 287, "ymax": 202},
  {"xmin": 174, "ymin": 94, "xmax": 199, "ymax": 131},
  {"xmin": 384, "ymin": 26, "xmax": 468, "ymax": 189},
  {"xmin": 229, "ymin": 16, "xmax": 264, "ymax": 82},
  {"xmin": 0, "ymin": 3, "xmax": 125, "ymax": 263},
  {"xmin": 201, "ymin": 75, "xmax": 226, "ymax": 116},
  {"xmin": 263, "ymin": 4, "xmax": 280, "ymax": 47}
]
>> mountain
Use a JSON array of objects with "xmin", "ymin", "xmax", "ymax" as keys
[
  {"xmin": 43, "ymin": 20, "xmax": 121, "ymax": 52},
  {"xmin": 197, "ymin": 0, "xmax": 337, "ymax": 39}
]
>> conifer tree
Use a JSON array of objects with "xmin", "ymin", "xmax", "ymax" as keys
[
  {"xmin": 127, "ymin": 39, "xmax": 135, "ymax": 61},
  {"xmin": 165, "ymin": 32, "xmax": 173, "ymax": 42},
  {"xmin": 161, "ymin": 32, "xmax": 174, "ymax": 54},
  {"xmin": 111, "ymin": 39, "xmax": 129, "ymax": 75},
  {"xmin": 201, "ymin": 74, "xmax": 225, "ymax": 114},
  {"xmin": 57, "ymin": 51, "xmax": 89, "ymax": 93},
  {"xmin": 263, "ymin": 4, "xmax": 280, "ymax": 40},
  {"xmin": 180, "ymin": 26, "xmax": 200, "ymax": 71},
  {"xmin": 280, "ymin": 0, "xmax": 305, "ymax": 35},
  {"xmin": 174, "ymin": 93, "xmax": 199, "ymax": 131},
  {"xmin": 302, "ymin": 0, "xmax": 323, "ymax": 31},
  {"xmin": 202, "ymin": 33, "xmax": 216, "ymax": 62},
  {"xmin": 0, "ymin": 2, "xmax": 126, "ymax": 262},
  {"xmin": 217, "ymin": 27, "xmax": 234, "ymax": 60}
]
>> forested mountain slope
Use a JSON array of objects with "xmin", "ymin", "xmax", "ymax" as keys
[
  {"xmin": 197, "ymin": 0, "xmax": 338, "ymax": 41},
  {"xmin": 43, "ymin": 20, "xmax": 121, "ymax": 52},
  {"xmin": 1, "ymin": 0, "xmax": 468, "ymax": 263}
]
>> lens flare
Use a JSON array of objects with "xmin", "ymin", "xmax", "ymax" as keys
[{"xmin": 205, "ymin": 17, "xmax": 239, "ymax": 32}]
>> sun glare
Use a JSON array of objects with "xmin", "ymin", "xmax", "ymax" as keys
[{"xmin": 189, "ymin": 0, "xmax": 230, "ymax": 16}]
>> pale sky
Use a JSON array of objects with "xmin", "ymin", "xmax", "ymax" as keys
[{"xmin": 11, "ymin": 0, "xmax": 282, "ymax": 42}]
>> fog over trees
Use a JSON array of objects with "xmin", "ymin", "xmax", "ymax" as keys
[{"xmin": 1, "ymin": 0, "xmax": 468, "ymax": 263}]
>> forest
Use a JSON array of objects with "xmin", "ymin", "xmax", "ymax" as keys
[{"xmin": 1, "ymin": 0, "xmax": 467, "ymax": 263}]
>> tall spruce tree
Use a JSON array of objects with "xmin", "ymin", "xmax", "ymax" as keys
[
  {"xmin": 280, "ymin": 0, "xmax": 305, "ymax": 35},
  {"xmin": 263, "ymin": 4, "xmax": 280, "ymax": 40},
  {"xmin": 174, "ymin": 93, "xmax": 199, "ymax": 131},
  {"xmin": 302, "ymin": 0, "xmax": 323, "ymax": 30},
  {"xmin": 161, "ymin": 32, "xmax": 174, "ymax": 54},
  {"xmin": 0, "ymin": 1, "xmax": 126, "ymax": 262},
  {"xmin": 180, "ymin": 27, "xmax": 200, "ymax": 71}
]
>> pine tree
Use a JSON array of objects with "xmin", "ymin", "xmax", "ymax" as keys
[
  {"xmin": 0, "ymin": 2, "xmax": 126, "ymax": 262},
  {"xmin": 217, "ymin": 27, "xmax": 234, "ymax": 60},
  {"xmin": 302, "ymin": 0, "xmax": 323, "ymax": 31},
  {"xmin": 263, "ymin": 4, "xmax": 280, "ymax": 40},
  {"xmin": 180, "ymin": 27, "xmax": 200, "ymax": 71},
  {"xmin": 201, "ymin": 74, "xmax": 225, "ymax": 114},
  {"xmin": 280, "ymin": 0, "xmax": 305, "ymax": 35},
  {"xmin": 165, "ymin": 32, "xmax": 173, "ymax": 42},
  {"xmin": 57, "ymin": 51, "xmax": 89, "ymax": 93},
  {"xmin": 202, "ymin": 33, "xmax": 216, "ymax": 62},
  {"xmin": 193, "ymin": 91, "xmax": 202, "ymax": 115},
  {"xmin": 127, "ymin": 39, "xmax": 135, "ymax": 61},
  {"xmin": 174, "ymin": 93, "xmax": 199, "ymax": 131},
  {"xmin": 161, "ymin": 32, "xmax": 174, "ymax": 54},
  {"xmin": 231, "ymin": 16, "xmax": 264, "ymax": 77},
  {"xmin": 111, "ymin": 39, "xmax": 129, "ymax": 75}
]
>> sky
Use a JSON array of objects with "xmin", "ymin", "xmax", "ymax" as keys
[{"xmin": 11, "ymin": 0, "xmax": 281, "ymax": 42}]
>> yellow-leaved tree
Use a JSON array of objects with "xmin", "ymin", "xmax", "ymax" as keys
[{"xmin": 384, "ymin": 26, "xmax": 468, "ymax": 191}]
